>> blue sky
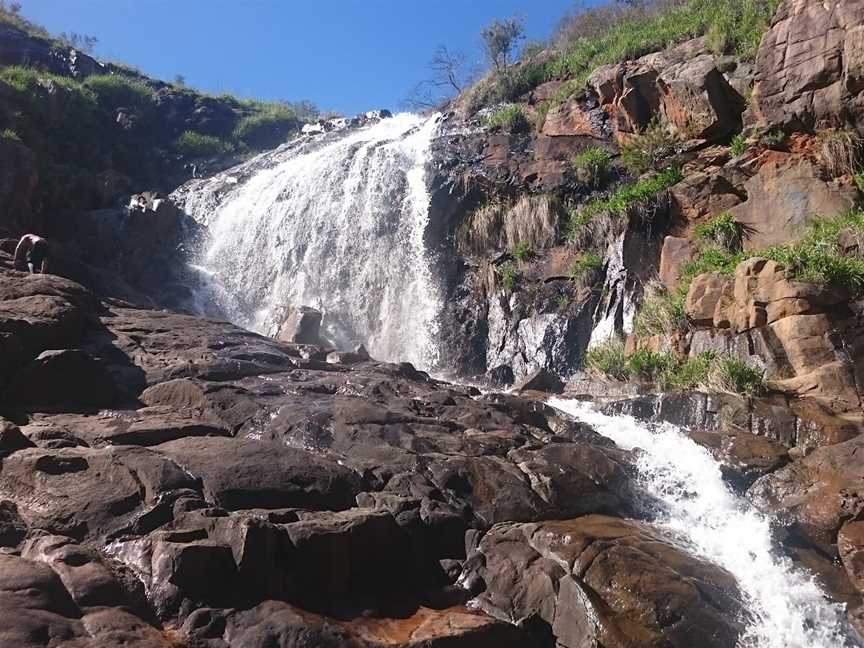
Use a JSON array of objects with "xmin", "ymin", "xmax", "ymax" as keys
[{"xmin": 18, "ymin": 0, "xmax": 585, "ymax": 115}]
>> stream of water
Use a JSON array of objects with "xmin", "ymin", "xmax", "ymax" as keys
[{"xmin": 548, "ymin": 398, "xmax": 854, "ymax": 648}]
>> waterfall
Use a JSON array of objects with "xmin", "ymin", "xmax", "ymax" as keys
[
  {"xmin": 548, "ymin": 398, "xmax": 855, "ymax": 648},
  {"xmin": 176, "ymin": 113, "xmax": 443, "ymax": 370}
]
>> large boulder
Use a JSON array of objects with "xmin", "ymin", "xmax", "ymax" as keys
[
  {"xmin": 464, "ymin": 515, "xmax": 747, "ymax": 648},
  {"xmin": 589, "ymin": 38, "xmax": 744, "ymax": 141},
  {"xmin": 750, "ymin": 0, "xmax": 864, "ymax": 130},
  {"xmin": 749, "ymin": 434, "xmax": 864, "ymax": 552},
  {"xmin": 277, "ymin": 305, "xmax": 323, "ymax": 345},
  {"xmin": 153, "ymin": 436, "xmax": 362, "ymax": 511}
]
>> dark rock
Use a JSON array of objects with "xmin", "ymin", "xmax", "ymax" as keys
[
  {"xmin": 512, "ymin": 368, "xmax": 564, "ymax": 394},
  {"xmin": 154, "ymin": 436, "xmax": 362, "ymax": 511},
  {"xmin": 4, "ymin": 348, "xmax": 115, "ymax": 410},
  {"xmin": 465, "ymin": 515, "xmax": 747, "ymax": 648},
  {"xmin": 277, "ymin": 306, "xmax": 323, "ymax": 345}
]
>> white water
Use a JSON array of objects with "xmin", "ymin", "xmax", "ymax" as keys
[
  {"xmin": 179, "ymin": 113, "xmax": 443, "ymax": 369},
  {"xmin": 547, "ymin": 398, "xmax": 854, "ymax": 648}
]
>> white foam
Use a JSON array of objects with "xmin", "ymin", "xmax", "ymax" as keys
[{"xmin": 547, "ymin": 398, "xmax": 854, "ymax": 648}]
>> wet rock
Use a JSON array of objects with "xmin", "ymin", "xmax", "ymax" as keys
[
  {"xmin": 154, "ymin": 436, "xmax": 361, "ymax": 511},
  {"xmin": 511, "ymin": 368, "xmax": 564, "ymax": 394},
  {"xmin": 465, "ymin": 515, "xmax": 747, "ymax": 648},
  {"xmin": 749, "ymin": 434, "xmax": 864, "ymax": 551},
  {"xmin": 5, "ymin": 348, "xmax": 115, "ymax": 410},
  {"xmin": 0, "ymin": 445, "xmax": 198, "ymax": 541},
  {"xmin": 277, "ymin": 306, "xmax": 323, "ymax": 345}
]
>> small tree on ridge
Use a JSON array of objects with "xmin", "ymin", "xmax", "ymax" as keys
[{"xmin": 481, "ymin": 17, "xmax": 525, "ymax": 73}]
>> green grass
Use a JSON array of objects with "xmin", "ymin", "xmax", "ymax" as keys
[
  {"xmin": 730, "ymin": 134, "xmax": 748, "ymax": 156},
  {"xmin": 498, "ymin": 262, "xmax": 520, "ymax": 292},
  {"xmin": 761, "ymin": 128, "xmax": 787, "ymax": 149},
  {"xmin": 572, "ymin": 146, "xmax": 612, "ymax": 188},
  {"xmin": 551, "ymin": 0, "xmax": 779, "ymax": 89},
  {"xmin": 175, "ymin": 131, "xmax": 234, "ymax": 158},
  {"xmin": 634, "ymin": 280, "xmax": 689, "ymax": 337},
  {"xmin": 585, "ymin": 341, "xmax": 764, "ymax": 396},
  {"xmin": 856, "ymin": 173, "xmax": 864, "ymax": 194},
  {"xmin": 233, "ymin": 102, "xmax": 301, "ymax": 148},
  {"xmin": 83, "ymin": 74, "xmax": 153, "ymax": 109},
  {"xmin": 708, "ymin": 356, "xmax": 765, "ymax": 396},
  {"xmin": 569, "ymin": 252, "xmax": 603, "ymax": 278},
  {"xmin": 567, "ymin": 167, "xmax": 683, "ymax": 240},
  {"xmin": 1, "ymin": 128, "xmax": 21, "ymax": 141},
  {"xmin": 619, "ymin": 119, "xmax": 680, "ymax": 175},
  {"xmin": 694, "ymin": 212, "xmax": 746, "ymax": 251},
  {"xmin": 512, "ymin": 240, "xmax": 532, "ymax": 262},
  {"xmin": 485, "ymin": 104, "xmax": 531, "ymax": 133},
  {"xmin": 585, "ymin": 338, "xmax": 630, "ymax": 380}
]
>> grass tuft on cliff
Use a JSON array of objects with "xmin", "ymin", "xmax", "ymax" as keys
[
  {"xmin": 572, "ymin": 146, "xmax": 612, "ymax": 188},
  {"xmin": 175, "ymin": 131, "xmax": 234, "ymax": 158},
  {"xmin": 484, "ymin": 104, "xmax": 531, "ymax": 133},
  {"xmin": 83, "ymin": 74, "xmax": 153, "ymax": 109},
  {"xmin": 586, "ymin": 340, "xmax": 765, "ymax": 396},
  {"xmin": 566, "ymin": 167, "xmax": 682, "ymax": 245}
]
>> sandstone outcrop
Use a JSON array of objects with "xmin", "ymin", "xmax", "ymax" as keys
[{"xmin": 751, "ymin": 0, "xmax": 864, "ymax": 130}]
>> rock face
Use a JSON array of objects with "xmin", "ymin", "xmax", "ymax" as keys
[
  {"xmin": 0, "ymin": 267, "xmax": 707, "ymax": 647},
  {"xmin": 0, "ymin": 137, "xmax": 39, "ymax": 236},
  {"xmin": 751, "ymin": 0, "xmax": 864, "ymax": 130},
  {"xmin": 588, "ymin": 38, "xmax": 745, "ymax": 141},
  {"xmin": 683, "ymin": 258, "xmax": 863, "ymax": 417},
  {"xmin": 464, "ymin": 515, "xmax": 747, "ymax": 648}
]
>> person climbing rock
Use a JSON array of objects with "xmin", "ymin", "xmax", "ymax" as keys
[{"xmin": 13, "ymin": 234, "xmax": 50, "ymax": 274}]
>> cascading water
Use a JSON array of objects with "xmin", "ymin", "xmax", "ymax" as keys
[
  {"xmin": 548, "ymin": 398, "xmax": 855, "ymax": 648},
  {"xmin": 177, "ymin": 113, "xmax": 443, "ymax": 370}
]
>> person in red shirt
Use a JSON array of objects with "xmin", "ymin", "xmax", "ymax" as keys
[{"xmin": 13, "ymin": 234, "xmax": 50, "ymax": 274}]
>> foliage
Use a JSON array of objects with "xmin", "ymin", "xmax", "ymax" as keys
[
  {"xmin": 694, "ymin": 212, "xmax": 746, "ymax": 251},
  {"xmin": 585, "ymin": 338, "xmax": 630, "ymax": 380},
  {"xmin": 546, "ymin": 0, "xmax": 780, "ymax": 103},
  {"xmin": 484, "ymin": 104, "xmax": 531, "ymax": 133},
  {"xmin": 512, "ymin": 240, "xmax": 532, "ymax": 262},
  {"xmin": 627, "ymin": 348, "xmax": 676, "ymax": 381},
  {"xmin": 569, "ymin": 253, "xmax": 603, "ymax": 278},
  {"xmin": 481, "ymin": 17, "xmax": 525, "ymax": 72},
  {"xmin": 856, "ymin": 173, "xmax": 864, "ymax": 194},
  {"xmin": 83, "ymin": 74, "xmax": 153, "ymax": 109},
  {"xmin": 1, "ymin": 128, "xmax": 21, "ymax": 141},
  {"xmin": 708, "ymin": 357, "xmax": 765, "ymax": 396},
  {"xmin": 572, "ymin": 146, "xmax": 612, "ymax": 188},
  {"xmin": 619, "ymin": 119, "xmax": 680, "ymax": 175},
  {"xmin": 634, "ymin": 279, "xmax": 689, "ymax": 336},
  {"xmin": 680, "ymin": 246, "xmax": 745, "ymax": 282},
  {"xmin": 729, "ymin": 133, "xmax": 748, "ymax": 157},
  {"xmin": 497, "ymin": 262, "xmax": 520, "ymax": 293},
  {"xmin": 233, "ymin": 102, "xmax": 301, "ymax": 148},
  {"xmin": 175, "ymin": 131, "xmax": 234, "ymax": 158},
  {"xmin": 818, "ymin": 129, "xmax": 863, "ymax": 178},
  {"xmin": 567, "ymin": 167, "xmax": 683, "ymax": 240},
  {"xmin": 556, "ymin": 293, "xmax": 572, "ymax": 311},
  {"xmin": 662, "ymin": 352, "xmax": 715, "ymax": 390},
  {"xmin": 586, "ymin": 342, "xmax": 764, "ymax": 396},
  {"xmin": 761, "ymin": 128, "xmax": 787, "ymax": 149}
]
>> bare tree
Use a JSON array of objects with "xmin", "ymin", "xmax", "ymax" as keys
[
  {"xmin": 480, "ymin": 17, "xmax": 525, "ymax": 73},
  {"xmin": 404, "ymin": 45, "xmax": 475, "ymax": 110},
  {"xmin": 60, "ymin": 31, "xmax": 99, "ymax": 53}
]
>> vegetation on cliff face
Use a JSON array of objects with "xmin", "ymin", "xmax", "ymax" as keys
[
  {"xmin": 0, "ymin": 4, "xmax": 315, "ymax": 216},
  {"xmin": 586, "ymin": 338, "xmax": 766, "ymax": 395},
  {"xmin": 464, "ymin": 0, "xmax": 780, "ymax": 112}
]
